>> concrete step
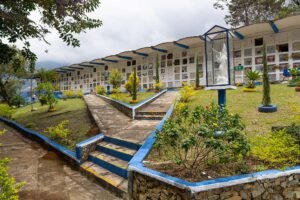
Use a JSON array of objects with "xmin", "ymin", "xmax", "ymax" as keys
[
  {"xmin": 136, "ymin": 111, "xmax": 166, "ymax": 116},
  {"xmin": 80, "ymin": 161, "xmax": 128, "ymax": 198},
  {"xmin": 96, "ymin": 141, "xmax": 136, "ymax": 162},
  {"xmin": 104, "ymin": 136, "xmax": 141, "ymax": 151},
  {"xmin": 135, "ymin": 114, "xmax": 164, "ymax": 120},
  {"xmin": 88, "ymin": 151, "xmax": 128, "ymax": 179}
]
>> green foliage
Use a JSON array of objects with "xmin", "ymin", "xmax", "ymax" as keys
[
  {"xmin": 132, "ymin": 68, "xmax": 137, "ymax": 101},
  {"xmin": 36, "ymin": 82, "xmax": 57, "ymax": 111},
  {"xmin": 288, "ymin": 77, "xmax": 300, "ymax": 86},
  {"xmin": 111, "ymin": 88, "xmax": 121, "ymax": 94},
  {"xmin": 0, "ymin": 158, "xmax": 25, "ymax": 200},
  {"xmin": 10, "ymin": 95, "xmax": 25, "ymax": 108},
  {"xmin": 0, "ymin": 104, "xmax": 14, "ymax": 119},
  {"xmin": 77, "ymin": 90, "xmax": 83, "ymax": 98},
  {"xmin": 262, "ymin": 43, "xmax": 271, "ymax": 106},
  {"xmin": 179, "ymin": 84, "xmax": 195, "ymax": 103},
  {"xmin": 154, "ymin": 82, "xmax": 163, "ymax": 91},
  {"xmin": 96, "ymin": 86, "xmax": 106, "ymax": 95},
  {"xmin": 25, "ymin": 122, "xmax": 36, "ymax": 129},
  {"xmin": 245, "ymin": 70, "xmax": 261, "ymax": 88},
  {"xmin": 109, "ymin": 69, "xmax": 122, "ymax": 89},
  {"xmin": 39, "ymin": 95, "xmax": 47, "ymax": 106},
  {"xmin": 45, "ymin": 120, "xmax": 72, "ymax": 146},
  {"xmin": 213, "ymin": 0, "xmax": 295, "ymax": 27},
  {"xmin": 63, "ymin": 90, "xmax": 76, "ymax": 99},
  {"xmin": 35, "ymin": 68, "xmax": 58, "ymax": 83},
  {"xmin": 251, "ymin": 130, "xmax": 300, "ymax": 168},
  {"xmin": 125, "ymin": 71, "xmax": 140, "ymax": 96},
  {"xmin": 284, "ymin": 123, "xmax": 300, "ymax": 144},
  {"xmin": 289, "ymin": 68, "xmax": 300, "ymax": 80},
  {"xmin": 155, "ymin": 103, "xmax": 250, "ymax": 170},
  {"xmin": 0, "ymin": 0, "xmax": 102, "ymax": 64}
]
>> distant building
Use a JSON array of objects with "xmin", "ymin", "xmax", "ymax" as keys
[{"xmin": 54, "ymin": 15, "xmax": 300, "ymax": 93}]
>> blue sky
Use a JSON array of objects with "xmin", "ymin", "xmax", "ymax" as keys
[{"xmin": 27, "ymin": 0, "xmax": 228, "ymax": 68}]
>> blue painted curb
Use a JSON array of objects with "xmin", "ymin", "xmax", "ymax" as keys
[
  {"xmin": 88, "ymin": 154, "xmax": 128, "ymax": 179},
  {"xmin": 96, "ymin": 145, "xmax": 133, "ymax": 162},
  {"xmin": 0, "ymin": 117, "xmax": 79, "ymax": 163},
  {"xmin": 104, "ymin": 136, "xmax": 141, "ymax": 151}
]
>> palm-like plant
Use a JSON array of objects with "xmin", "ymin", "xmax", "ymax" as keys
[
  {"xmin": 245, "ymin": 70, "xmax": 261, "ymax": 88},
  {"xmin": 289, "ymin": 68, "xmax": 299, "ymax": 80}
]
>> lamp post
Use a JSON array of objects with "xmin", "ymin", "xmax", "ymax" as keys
[{"xmin": 204, "ymin": 25, "xmax": 236, "ymax": 107}]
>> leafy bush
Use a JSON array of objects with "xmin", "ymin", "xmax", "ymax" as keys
[
  {"xmin": 245, "ymin": 70, "xmax": 261, "ymax": 89},
  {"xmin": 251, "ymin": 130, "xmax": 300, "ymax": 168},
  {"xmin": 179, "ymin": 84, "xmax": 195, "ymax": 102},
  {"xmin": 0, "ymin": 104, "xmax": 14, "ymax": 119},
  {"xmin": 109, "ymin": 69, "xmax": 123, "ymax": 89},
  {"xmin": 77, "ymin": 90, "xmax": 83, "ymax": 98},
  {"xmin": 285, "ymin": 123, "xmax": 300, "ymax": 144},
  {"xmin": 111, "ymin": 87, "xmax": 121, "ymax": 94},
  {"xmin": 45, "ymin": 120, "xmax": 72, "ymax": 146},
  {"xmin": 155, "ymin": 103, "xmax": 250, "ymax": 170},
  {"xmin": 0, "ymin": 158, "xmax": 25, "ymax": 200},
  {"xmin": 63, "ymin": 90, "xmax": 76, "ymax": 98},
  {"xmin": 96, "ymin": 86, "xmax": 106, "ymax": 95},
  {"xmin": 288, "ymin": 77, "xmax": 300, "ymax": 86},
  {"xmin": 10, "ymin": 95, "xmax": 25, "ymax": 107},
  {"xmin": 39, "ymin": 95, "xmax": 47, "ymax": 106},
  {"xmin": 125, "ymin": 72, "xmax": 140, "ymax": 96},
  {"xmin": 154, "ymin": 82, "xmax": 163, "ymax": 92},
  {"xmin": 36, "ymin": 82, "xmax": 57, "ymax": 112}
]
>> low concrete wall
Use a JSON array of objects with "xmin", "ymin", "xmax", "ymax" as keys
[
  {"xmin": 131, "ymin": 171, "xmax": 300, "ymax": 200},
  {"xmin": 76, "ymin": 134, "xmax": 104, "ymax": 163}
]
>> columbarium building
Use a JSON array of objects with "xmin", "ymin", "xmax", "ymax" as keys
[{"xmin": 55, "ymin": 15, "xmax": 300, "ymax": 93}]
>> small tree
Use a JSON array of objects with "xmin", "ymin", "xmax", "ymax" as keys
[
  {"xmin": 109, "ymin": 69, "xmax": 122, "ymax": 89},
  {"xmin": 36, "ymin": 82, "xmax": 57, "ymax": 112},
  {"xmin": 132, "ymin": 67, "xmax": 137, "ymax": 102},
  {"xmin": 262, "ymin": 43, "xmax": 271, "ymax": 106},
  {"xmin": 245, "ymin": 70, "xmax": 261, "ymax": 89},
  {"xmin": 125, "ymin": 71, "xmax": 140, "ymax": 96},
  {"xmin": 195, "ymin": 56, "xmax": 200, "ymax": 89}
]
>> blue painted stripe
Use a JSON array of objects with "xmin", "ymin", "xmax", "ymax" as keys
[
  {"xmin": 132, "ymin": 51, "xmax": 148, "ymax": 57},
  {"xmin": 173, "ymin": 41, "xmax": 189, "ymax": 49},
  {"xmin": 79, "ymin": 64, "xmax": 94, "ymax": 68},
  {"xmin": 104, "ymin": 136, "xmax": 141, "ymax": 151},
  {"xmin": 116, "ymin": 55, "xmax": 132, "ymax": 60},
  {"xmin": 233, "ymin": 31, "xmax": 245, "ymax": 40},
  {"xmin": 90, "ymin": 62, "xmax": 105, "ymax": 65},
  {"xmin": 151, "ymin": 46, "xmax": 168, "ymax": 53},
  {"xmin": 269, "ymin": 21, "xmax": 279, "ymax": 33},
  {"xmin": 88, "ymin": 155, "xmax": 128, "ymax": 179},
  {"xmin": 0, "ymin": 117, "xmax": 78, "ymax": 162},
  {"xmin": 102, "ymin": 58, "xmax": 118, "ymax": 63},
  {"xmin": 96, "ymin": 145, "xmax": 133, "ymax": 162}
]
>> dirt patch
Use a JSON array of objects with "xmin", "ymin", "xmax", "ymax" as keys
[{"xmin": 42, "ymin": 151, "xmax": 62, "ymax": 161}]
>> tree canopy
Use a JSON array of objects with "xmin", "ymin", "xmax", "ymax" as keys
[
  {"xmin": 214, "ymin": 0, "xmax": 299, "ymax": 27},
  {"xmin": 0, "ymin": 0, "xmax": 102, "ymax": 65}
]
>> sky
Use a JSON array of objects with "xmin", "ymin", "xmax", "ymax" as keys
[{"xmin": 26, "ymin": 0, "xmax": 228, "ymax": 68}]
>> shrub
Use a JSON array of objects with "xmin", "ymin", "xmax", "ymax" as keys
[
  {"xmin": 45, "ymin": 120, "xmax": 72, "ymax": 146},
  {"xmin": 251, "ymin": 130, "xmax": 300, "ymax": 168},
  {"xmin": 111, "ymin": 87, "xmax": 121, "ymax": 94},
  {"xmin": 179, "ymin": 84, "xmax": 195, "ymax": 102},
  {"xmin": 77, "ymin": 90, "xmax": 83, "ymax": 98},
  {"xmin": 125, "ymin": 71, "xmax": 140, "ymax": 96},
  {"xmin": 0, "ymin": 158, "xmax": 25, "ymax": 200},
  {"xmin": 155, "ymin": 103, "xmax": 250, "ymax": 170},
  {"xmin": 245, "ymin": 70, "xmax": 261, "ymax": 89},
  {"xmin": 25, "ymin": 122, "xmax": 36, "ymax": 129},
  {"xmin": 63, "ymin": 90, "xmax": 75, "ymax": 98},
  {"xmin": 96, "ymin": 86, "xmax": 106, "ymax": 95},
  {"xmin": 10, "ymin": 95, "xmax": 25, "ymax": 107},
  {"xmin": 0, "ymin": 104, "xmax": 14, "ymax": 119},
  {"xmin": 154, "ymin": 82, "xmax": 163, "ymax": 92},
  {"xmin": 285, "ymin": 123, "xmax": 300, "ymax": 144},
  {"xmin": 39, "ymin": 95, "xmax": 47, "ymax": 106},
  {"xmin": 109, "ymin": 69, "xmax": 123, "ymax": 89},
  {"xmin": 36, "ymin": 82, "xmax": 57, "ymax": 111}
]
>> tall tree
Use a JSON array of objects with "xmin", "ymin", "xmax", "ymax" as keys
[
  {"xmin": 214, "ymin": 0, "xmax": 293, "ymax": 27},
  {"xmin": 0, "ymin": 0, "xmax": 102, "ymax": 65},
  {"xmin": 262, "ymin": 43, "xmax": 271, "ymax": 106},
  {"xmin": 195, "ymin": 56, "xmax": 200, "ymax": 89}
]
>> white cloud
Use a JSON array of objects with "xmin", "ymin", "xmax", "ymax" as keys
[{"xmin": 26, "ymin": 0, "xmax": 228, "ymax": 67}]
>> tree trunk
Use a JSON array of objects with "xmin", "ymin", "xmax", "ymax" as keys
[{"xmin": 262, "ymin": 43, "xmax": 271, "ymax": 106}]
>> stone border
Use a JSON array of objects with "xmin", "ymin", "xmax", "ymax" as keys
[
  {"xmin": 96, "ymin": 89, "xmax": 167, "ymax": 119},
  {"xmin": 76, "ymin": 133, "xmax": 104, "ymax": 163},
  {"xmin": 127, "ymin": 104, "xmax": 300, "ymax": 197}
]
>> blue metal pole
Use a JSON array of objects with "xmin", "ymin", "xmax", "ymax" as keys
[
  {"xmin": 106, "ymin": 85, "xmax": 111, "ymax": 95},
  {"xmin": 218, "ymin": 89, "xmax": 226, "ymax": 106}
]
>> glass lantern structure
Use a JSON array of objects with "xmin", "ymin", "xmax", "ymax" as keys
[{"xmin": 204, "ymin": 25, "xmax": 236, "ymax": 106}]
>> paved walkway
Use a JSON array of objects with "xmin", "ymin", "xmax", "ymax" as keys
[
  {"xmin": 0, "ymin": 123, "xmax": 120, "ymax": 200},
  {"xmin": 84, "ymin": 91, "xmax": 178, "ymax": 144}
]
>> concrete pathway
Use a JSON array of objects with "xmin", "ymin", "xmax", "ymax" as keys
[
  {"xmin": 84, "ymin": 92, "xmax": 178, "ymax": 144},
  {"xmin": 0, "ymin": 123, "xmax": 120, "ymax": 200}
]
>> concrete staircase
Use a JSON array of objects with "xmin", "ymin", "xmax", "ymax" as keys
[
  {"xmin": 80, "ymin": 136, "xmax": 141, "ymax": 198},
  {"xmin": 135, "ymin": 110, "xmax": 166, "ymax": 120}
]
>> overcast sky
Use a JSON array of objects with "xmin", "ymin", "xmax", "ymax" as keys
[{"xmin": 27, "ymin": 0, "xmax": 228, "ymax": 68}]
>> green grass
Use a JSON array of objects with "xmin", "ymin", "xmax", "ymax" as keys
[
  {"xmin": 109, "ymin": 92, "xmax": 156, "ymax": 105},
  {"xmin": 12, "ymin": 98, "xmax": 97, "ymax": 150},
  {"xmin": 187, "ymin": 84, "xmax": 300, "ymax": 137}
]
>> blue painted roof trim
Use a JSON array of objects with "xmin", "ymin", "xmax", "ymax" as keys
[
  {"xmin": 269, "ymin": 21, "xmax": 279, "ymax": 33},
  {"xmin": 233, "ymin": 31, "xmax": 245, "ymax": 40},
  {"xmin": 204, "ymin": 25, "xmax": 229, "ymax": 35},
  {"xmin": 151, "ymin": 46, "xmax": 168, "ymax": 53},
  {"xmin": 173, "ymin": 41, "xmax": 189, "ymax": 49},
  {"xmin": 116, "ymin": 55, "xmax": 132, "ymax": 60},
  {"xmin": 132, "ymin": 51, "xmax": 148, "ymax": 57},
  {"xmin": 68, "ymin": 67, "xmax": 84, "ymax": 70},
  {"xmin": 56, "ymin": 71, "xmax": 67, "ymax": 73},
  {"xmin": 102, "ymin": 58, "xmax": 118, "ymax": 63},
  {"xmin": 0, "ymin": 117, "xmax": 78, "ymax": 162},
  {"xmin": 90, "ymin": 62, "xmax": 105, "ymax": 65},
  {"xmin": 60, "ymin": 69, "xmax": 75, "ymax": 72},
  {"xmin": 79, "ymin": 64, "xmax": 94, "ymax": 68}
]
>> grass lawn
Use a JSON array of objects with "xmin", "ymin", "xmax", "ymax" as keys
[
  {"xmin": 109, "ymin": 91, "xmax": 156, "ymax": 105},
  {"xmin": 146, "ymin": 84, "xmax": 300, "ymax": 181},
  {"xmin": 188, "ymin": 84, "xmax": 300, "ymax": 137},
  {"xmin": 12, "ymin": 98, "xmax": 98, "ymax": 150}
]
